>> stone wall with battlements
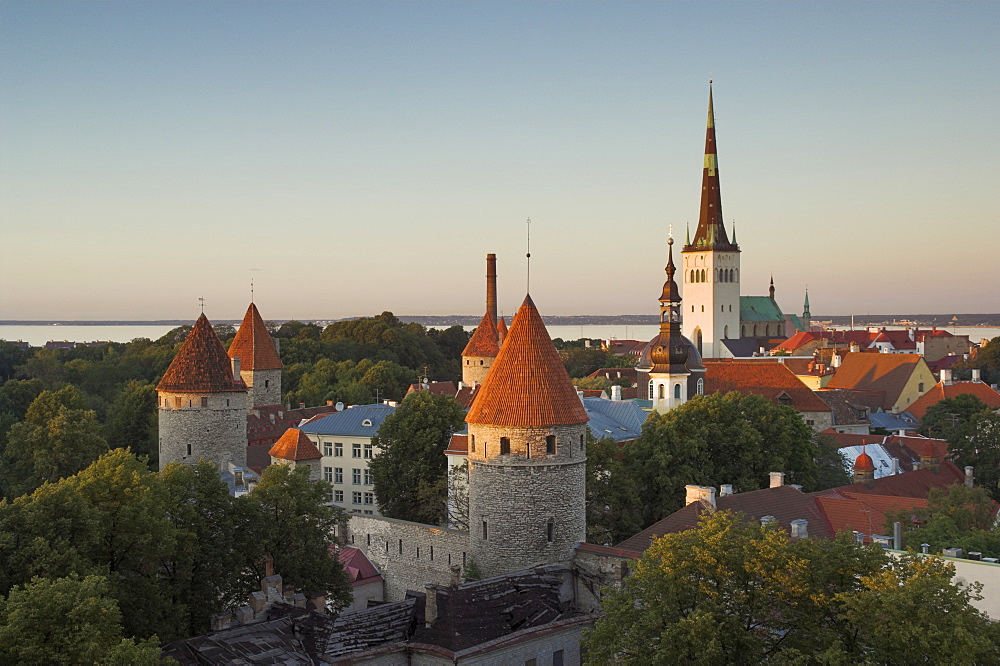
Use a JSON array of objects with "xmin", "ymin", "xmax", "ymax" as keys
[
  {"xmin": 347, "ymin": 515, "xmax": 471, "ymax": 602},
  {"xmin": 158, "ymin": 390, "xmax": 248, "ymax": 471},
  {"xmin": 242, "ymin": 368, "xmax": 282, "ymax": 408},
  {"xmin": 467, "ymin": 423, "xmax": 587, "ymax": 578}
]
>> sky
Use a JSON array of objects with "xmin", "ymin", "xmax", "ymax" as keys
[{"xmin": 1, "ymin": 2, "xmax": 998, "ymax": 321}]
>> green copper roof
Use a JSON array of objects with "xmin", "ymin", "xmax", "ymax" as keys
[{"xmin": 740, "ymin": 296, "xmax": 785, "ymax": 323}]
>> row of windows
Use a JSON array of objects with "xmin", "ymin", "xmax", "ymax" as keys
[
  {"xmin": 323, "ymin": 467, "xmax": 372, "ymax": 485},
  {"xmin": 649, "ymin": 379, "xmax": 704, "ymax": 400},
  {"xmin": 469, "ymin": 433, "xmax": 584, "ymax": 456},
  {"xmin": 321, "ymin": 442, "xmax": 374, "ymax": 459},
  {"xmin": 740, "ymin": 324, "xmax": 785, "ymax": 337},
  {"xmin": 161, "ymin": 396, "xmax": 231, "ymax": 408},
  {"xmin": 331, "ymin": 490, "xmax": 375, "ymax": 505},
  {"xmin": 688, "ymin": 268, "xmax": 738, "ymax": 284}
]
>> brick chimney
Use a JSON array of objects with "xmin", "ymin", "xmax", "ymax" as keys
[
  {"xmin": 769, "ymin": 472, "xmax": 785, "ymax": 488},
  {"xmin": 486, "ymin": 253, "xmax": 498, "ymax": 325},
  {"xmin": 685, "ymin": 485, "xmax": 716, "ymax": 508}
]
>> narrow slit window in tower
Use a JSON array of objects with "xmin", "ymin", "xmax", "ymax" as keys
[
  {"xmin": 201, "ymin": 397, "xmax": 208, "ymax": 407},
  {"xmin": 482, "ymin": 520, "xmax": 489, "ymax": 541},
  {"xmin": 470, "ymin": 434, "xmax": 475, "ymax": 453},
  {"xmin": 186, "ymin": 443, "xmax": 192, "ymax": 456},
  {"xmin": 500, "ymin": 437, "xmax": 510, "ymax": 455},
  {"xmin": 546, "ymin": 435, "xmax": 556, "ymax": 455},
  {"xmin": 546, "ymin": 520, "xmax": 554, "ymax": 543}
]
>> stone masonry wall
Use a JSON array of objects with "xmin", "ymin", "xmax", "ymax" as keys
[
  {"xmin": 347, "ymin": 515, "xmax": 471, "ymax": 602},
  {"xmin": 158, "ymin": 390, "xmax": 248, "ymax": 471},
  {"xmin": 461, "ymin": 356, "xmax": 493, "ymax": 387},
  {"xmin": 468, "ymin": 423, "xmax": 587, "ymax": 578},
  {"xmin": 241, "ymin": 368, "xmax": 282, "ymax": 408}
]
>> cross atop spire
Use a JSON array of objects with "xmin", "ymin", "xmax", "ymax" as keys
[{"xmin": 685, "ymin": 83, "xmax": 739, "ymax": 253}]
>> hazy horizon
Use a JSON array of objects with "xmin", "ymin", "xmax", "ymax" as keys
[{"xmin": 2, "ymin": 2, "xmax": 997, "ymax": 321}]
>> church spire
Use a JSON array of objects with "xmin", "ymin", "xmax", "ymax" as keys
[
  {"xmin": 803, "ymin": 289, "xmax": 811, "ymax": 318},
  {"xmin": 686, "ymin": 82, "xmax": 738, "ymax": 252}
]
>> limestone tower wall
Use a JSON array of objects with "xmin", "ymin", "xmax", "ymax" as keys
[{"xmin": 158, "ymin": 390, "xmax": 248, "ymax": 469}]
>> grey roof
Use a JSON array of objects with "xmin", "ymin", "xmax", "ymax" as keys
[
  {"xmin": 582, "ymin": 397, "xmax": 647, "ymax": 442},
  {"xmin": 719, "ymin": 337, "xmax": 770, "ymax": 358},
  {"xmin": 868, "ymin": 410, "xmax": 920, "ymax": 432},
  {"xmin": 300, "ymin": 403, "xmax": 397, "ymax": 437}
]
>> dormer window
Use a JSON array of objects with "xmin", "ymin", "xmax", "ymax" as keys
[{"xmin": 361, "ymin": 419, "xmax": 372, "ymax": 427}]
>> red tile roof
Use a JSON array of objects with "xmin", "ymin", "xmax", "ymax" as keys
[
  {"xmin": 703, "ymin": 361, "xmax": 831, "ymax": 412},
  {"xmin": 405, "ymin": 381, "xmax": 458, "ymax": 398},
  {"xmin": 454, "ymin": 384, "xmax": 480, "ymax": 409},
  {"xmin": 907, "ymin": 381, "xmax": 1000, "ymax": 420},
  {"xmin": 461, "ymin": 312, "xmax": 499, "ymax": 358},
  {"xmin": 820, "ymin": 460, "xmax": 965, "ymax": 498},
  {"xmin": 445, "ymin": 434, "xmax": 469, "ymax": 455},
  {"xmin": 228, "ymin": 303, "xmax": 283, "ymax": 371},
  {"xmin": 269, "ymin": 428, "xmax": 322, "ymax": 461},
  {"xmin": 496, "ymin": 317, "xmax": 508, "ymax": 345},
  {"xmin": 853, "ymin": 451, "xmax": 875, "ymax": 472},
  {"xmin": 814, "ymin": 492, "xmax": 929, "ymax": 540},
  {"xmin": 157, "ymin": 314, "xmax": 247, "ymax": 393},
  {"xmin": 466, "ymin": 295, "xmax": 588, "ymax": 428},
  {"xmin": 827, "ymin": 353, "xmax": 927, "ymax": 409},
  {"xmin": 337, "ymin": 546, "xmax": 383, "ymax": 587}
]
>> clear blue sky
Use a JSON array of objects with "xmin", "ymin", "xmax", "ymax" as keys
[{"xmin": 2, "ymin": 2, "xmax": 997, "ymax": 321}]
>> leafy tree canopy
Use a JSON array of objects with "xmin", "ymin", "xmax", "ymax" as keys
[
  {"xmin": 919, "ymin": 393, "xmax": 991, "ymax": 439},
  {"xmin": 369, "ymin": 391, "xmax": 466, "ymax": 524},
  {"xmin": 954, "ymin": 335, "xmax": 1000, "ymax": 384},
  {"xmin": 583, "ymin": 511, "xmax": 999, "ymax": 665},
  {"xmin": 888, "ymin": 483, "xmax": 1000, "ymax": 559}
]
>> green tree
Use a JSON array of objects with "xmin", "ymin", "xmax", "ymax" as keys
[
  {"xmin": 369, "ymin": 391, "xmax": 466, "ymax": 524},
  {"xmin": 582, "ymin": 511, "xmax": 998, "ymax": 665},
  {"xmin": 104, "ymin": 380, "xmax": 158, "ymax": 462},
  {"xmin": 0, "ymin": 341, "xmax": 33, "ymax": 383},
  {"xmin": 244, "ymin": 464, "xmax": 352, "ymax": 610},
  {"xmin": 919, "ymin": 393, "xmax": 990, "ymax": 439},
  {"xmin": 954, "ymin": 335, "xmax": 1000, "ymax": 385},
  {"xmin": 621, "ymin": 392, "xmax": 819, "ymax": 529},
  {"xmin": 586, "ymin": 434, "xmax": 643, "ymax": 545},
  {"xmin": 948, "ymin": 411, "xmax": 1000, "ymax": 501},
  {"xmin": 1, "ymin": 387, "xmax": 109, "ymax": 498},
  {"xmin": 889, "ymin": 483, "xmax": 1000, "ymax": 559},
  {"xmin": 0, "ymin": 574, "xmax": 163, "ymax": 665},
  {"xmin": 0, "ymin": 377, "xmax": 46, "ymax": 419}
]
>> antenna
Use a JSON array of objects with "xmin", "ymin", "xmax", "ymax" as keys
[
  {"xmin": 250, "ymin": 278, "xmax": 254, "ymax": 303},
  {"xmin": 526, "ymin": 216, "xmax": 532, "ymax": 292},
  {"xmin": 198, "ymin": 296, "xmax": 205, "ymax": 314}
]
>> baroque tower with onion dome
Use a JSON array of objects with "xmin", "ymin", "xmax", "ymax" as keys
[
  {"xmin": 461, "ymin": 253, "xmax": 500, "ymax": 386},
  {"xmin": 682, "ymin": 83, "xmax": 741, "ymax": 358},
  {"xmin": 636, "ymin": 237, "xmax": 706, "ymax": 412},
  {"xmin": 157, "ymin": 313, "xmax": 249, "ymax": 471},
  {"xmin": 228, "ymin": 302, "xmax": 283, "ymax": 408},
  {"xmin": 465, "ymin": 294, "xmax": 589, "ymax": 577}
]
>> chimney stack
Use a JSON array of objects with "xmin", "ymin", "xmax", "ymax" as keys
[
  {"xmin": 790, "ymin": 519, "xmax": 808, "ymax": 539},
  {"xmin": 684, "ymin": 485, "xmax": 716, "ymax": 508},
  {"xmin": 232, "ymin": 357, "xmax": 241, "ymax": 381},
  {"xmin": 769, "ymin": 472, "xmax": 785, "ymax": 488},
  {"xmin": 760, "ymin": 515, "xmax": 777, "ymax": 528},
  {"xmin": 940, "ymin": 368, "xmax": 953, "ymax": 385},
  {"xmin": 965, "ymin": 466, "xmax": 975, "ymax": 488},
  {"xmin": 611, "ymin": 385, "xmax": 622, "ymax": 401},
  {"xmin": 486, "ymin": 253, "xmax": 498, "ymax": 325},
  {"xmin": 720, "ymin": 484, "xmax": 733, "ymax": 497},
  {"xmin": 972, "ymin": 368, "xmax": 982, "ymax": 382}
]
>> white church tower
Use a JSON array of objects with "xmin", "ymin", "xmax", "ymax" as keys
[{"xmin": 682, "ymin": 83, "xmax": 740, "ymax": 359}]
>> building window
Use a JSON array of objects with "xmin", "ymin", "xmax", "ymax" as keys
[
  {"xmin": 186, "ymin": 443, "xmax": 192, "ymax": 456},
  {"xmin": 918, "ymin": 382, "xmax": 925, "ymax": 392},
  {"xmin": 352, "ymin": 443, "xmax": 361, "ymax": 458},
  {"xmin": 674, "ymin": 384, "xmax": 682, "ymax": 400},
  {"xmin": 546, "ymin": 435, "xmax": 556, "ymax": 455},
  {"xmin": 364, "ymin": 469, "xmax": 372, "ymax": 485},
  {"xmin": 806, "ymin": 419, "xmax": 815, "ymax": 426},
  {"xmin": 264, "ymin": 379, "xmax": 269, "ymax": 388},
  {"xmin": 364, "ymin": 492, "xmax": 374, "ymax": 505},
  {"xmin": 500, "ymin": 437, "xmax": 510, "ymax": 455},
  {"xmin": 470, "ymin": 434, "xmax": 476, "ymax": 453},
  {"xmin": 697, "ymin": 378, "xmax": 704, "ymax": 395},
  {"xmin": 482, "ymin": 519, "xmax": 489, "ymax": 540},
  {"xmin": 174, "ymin": 397, "xmax": 182, "ymax": 408},
  {"xmin": 333, "ymin": 490, "xmax": 344, "ymax": 503},
  {"xmin": 324, "ymin": 466, "xmax": 333, "ymax": 483},
  {"xmin": 553, "ymin": 649, "xmax": 564, "ymax": 666},
  {"xmin": 364, "ymin": 509, "xmax": 373, "ymax": 515},
  {"xmin": 334, "ymin": 442, "xmax": 343, "ymax": 457},
  {"xmin": 323, "ymin": 442, "xmax": 332, "ymax": 456},
  {"xmin": 648, "ymin": 381, "xmax": 654, "ymax": 399},
  {"xmin": 580, "ymin": 433, "xmax": 584, "ymax": 452},
  {"xmin": 201, "ymin": 397, "xmax": 209, "ymax": 407},
  {"xmin": 546, "ymin": 519, "xmax": 554, "ymax": 543},
  {"xmin": 352, "ymin": 492, "xmax": 362, "ymax": 505},
  {"xmin": 658, "ymin": 384, "xmax": 665, "ymax": 400},
  {"xmin": 364, "ymin": 443, "xmax": 373, "ymax": 459},
  {"xmin": 334, "ymin": 467, "xmax": 343, "ymax": 484},
  {"xmin": 352, "ymin": 468, "xmax": 361, "ymax": 485},
  {"xmin": 399, "ymin": 539, "xmax": 403, "ymax": 554}
]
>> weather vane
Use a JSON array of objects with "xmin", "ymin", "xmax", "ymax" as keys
[
  {"xmin": 668, "ymin": 223, "xmax": 674, "ymax": 239},
  {"xmin": 250, "ymin": 278, "xmax": 254, "ymax": 303},
  {"xmin": 526, "ymin": 216, "xmax": 532, "ymax": 292},
  {"xmin": 198, "ymin": 296, "xmax": 205, "ymax": 314}
]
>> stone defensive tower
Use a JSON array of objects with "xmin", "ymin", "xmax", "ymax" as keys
[
  {"xmin": 461, "ymin": 254, "xmax": 500, "ymax": 386},
  {"xmin": 157, "ymin": 313, "xmax": 248, "ymax": 471},
  {"xmin": 228, "ymin": 302, "xmax": 283, "ymax": 407},
  {"xmin": 682, "ymin": 83, "xmax": 740, "ymax": 358},
  {"xmin": 465, "ymin": 295, "xmax": 589, "ymax": 577}
]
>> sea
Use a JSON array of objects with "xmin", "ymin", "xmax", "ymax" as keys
[{"xmin": 2, "ymin": 324, "xmax": 999, "ymax": 348}]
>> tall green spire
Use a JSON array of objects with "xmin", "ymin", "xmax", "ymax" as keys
[{"xmin": 803, "ymin": 289, "xmax": 811, "ymax": 318}]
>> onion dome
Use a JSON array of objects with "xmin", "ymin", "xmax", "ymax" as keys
[
  {"xmin": 853, "ymin": 450, "xmax": 876, "ymax": 472},
  {"xmin": 157, "ymin": 314, "xmax": 246, "ymax": 393},
  {"xmin": 228, "ymin": 303, "xmax": 283, "ymax": 370},
  {"xmin": 461, "ymin": 311, "xmax": 500, "ymax": 357},
  {"xmin": 466, "ymin": 295, "xmax": 588, "ymax": 427},
  {"xmin": 269, "ymin": 428, "xmax": 322, "ymax": 461}
]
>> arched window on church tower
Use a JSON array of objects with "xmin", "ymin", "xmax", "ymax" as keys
[
  {"xmin": 674, "ymin": 384, "xmax": 681, "ymax": 400},
  {"xmin": 658, "ymin": 384, "xmax": 665, "ymax": 399},
  {"xmin": 697, "ymin": 378, "xmax": 704, "ymax": 395}
]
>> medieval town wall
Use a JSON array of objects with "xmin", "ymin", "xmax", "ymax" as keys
[{"xmin": 157, "ymin": 390, "xmax": 247, "ymax": 470}]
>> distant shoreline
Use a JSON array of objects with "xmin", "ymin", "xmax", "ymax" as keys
[{"xmin": 3, "ymin": 314, "xmax": 1000, "ymax": 327}]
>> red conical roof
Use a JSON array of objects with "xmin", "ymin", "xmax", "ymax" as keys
[
  {"xmin": 157, "ymin": 314, "xmax": 247, "ymax": 393},
  {"xmin": 496, "ymin": 316, "xmax": 508, "ymax": 345},
  {"xmin": 853, "ymin": 451, "xmax": 876, "ymax": 472},
  {"xmin": 461, "ymin": 311, "xmax": 499, "ymax": 358},
  {"xmin": 228, "ymin": 303, "xmax": 283, "ymax": 370},
  {"xmin": 269, "ymin": 428, "xmax": 322, "ymax": 461},
  {"xmin": 466, "ymin": 295, "xmax": 588, "ymax": 427}
]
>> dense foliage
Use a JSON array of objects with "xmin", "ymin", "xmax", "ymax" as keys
[
  {"xmin": 583, "ymin": 511, "xmax": 1000, "ymax": 665},
  {"xmin": 919, "ymin": 394, "xmax": 1000, "ymax": 500},
  {"xmin": 369, "ymin": 391, "xmax": 467, "ymax": 524},
  {"xmin": 0, "ymin": 450, "xmax": 350, "ymax": 654},
  {"xmin": 888, "ymin": 483, "xmax": 1000, "ymax": 559},
  {"xmin": 954, "ymin": 335, "xmax": 1000, "ymax": 385},
  {"xmin": 586, "ymin": 392, "xmax": 849, "ymax": 545}
]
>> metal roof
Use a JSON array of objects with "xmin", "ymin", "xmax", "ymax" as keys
[
  {"xmin": 740, "ymin": 296, "xmax": 785, "ymax": 323},
  {"xmin": 300, "ymin": 403, "xmax": 396, "ymax": 437},
  {"xmin": 582, "ymin": 397, "xmax": 647, "ymax": 442},
  {"xmin": 868, "ymin": 410, "xmax": 921, "ymax": 432}
]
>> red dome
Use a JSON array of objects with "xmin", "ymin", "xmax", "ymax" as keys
[{"xmin": 853, "ymin": 452, "xmax": 876, "ymax": 472}]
